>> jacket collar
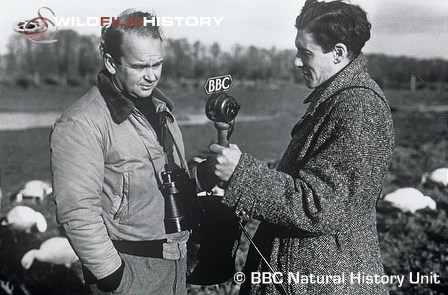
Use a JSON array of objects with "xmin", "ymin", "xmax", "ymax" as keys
[
  {"xmin": 97, "ymin": 70, "xmax": 174, "ymax": 124},
  {"xmin": 303, "ymin": 53, "xmax": 368, "ymax": 115}
]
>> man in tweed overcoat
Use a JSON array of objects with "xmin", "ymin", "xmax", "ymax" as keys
[{"xmin": 206, "ymin": 1, "xmax": 394, "ymax": 294}]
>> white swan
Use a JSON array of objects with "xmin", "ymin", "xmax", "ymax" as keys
[
  {"xmin": 421, "ymin": 168, "xmax": 448, "ymax": 187},
  {"xmin": 15, "ymin": 180, "xmax": 53, "ymax": 202},
  {"xmin": 21, "ymin": 237, "xmax": 79, "ymax": 269},
  {"xmin": 384, "ymin": 187, "xmax": 436, "ymax": 214},
  {"xmin": 1, "ymin": 206, "xmax": 47, "ymax": 232}
]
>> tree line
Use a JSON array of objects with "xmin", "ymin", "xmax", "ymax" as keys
[{"xmin": 2, "ymin": 29, "xmax": 447, "ymax": 90}]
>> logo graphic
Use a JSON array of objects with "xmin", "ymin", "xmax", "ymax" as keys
[
  {"xmin": 12, "ymin": 7, "xmax": 58, "ymax": 43},
  {"xmin": 204, "ymin": 74, "xmax": 233, "ymax": 95}
]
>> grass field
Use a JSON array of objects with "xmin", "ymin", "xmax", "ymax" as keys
[{"xmin": 0, "ymin": 81, "xmax": 447, "ymax": 294}]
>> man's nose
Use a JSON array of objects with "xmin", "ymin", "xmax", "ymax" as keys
[
  {"xmin": 144, "ymin": 67, "xmax": 156, "ymax": 81},
  {"xmin": 294, "ymin": 56, "xmax": 303, "ymax": 68}
]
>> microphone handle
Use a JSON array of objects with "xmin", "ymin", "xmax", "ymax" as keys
[
  {"xmin": 215, "ymin": 122, "xmax": 230, "ymax": 188},
  {"xmin": 218, "ymin": 129, "xmax": 229, "ymax": 148},
  {"xmin": 214, "ymin": 121, "xmax": 230, "ymax": 147}
]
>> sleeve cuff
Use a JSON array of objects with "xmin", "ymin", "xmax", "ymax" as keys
[
  {"xmin": 97, "ymin": 259, "xmax": 125, "ymax": 292},
  {"xmin": 222, "ymin": 153, "xmax": 261, "ymax": 219}
]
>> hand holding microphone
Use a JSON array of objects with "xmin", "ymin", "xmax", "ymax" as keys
[
  {"xmin": 208, "ymin": 143, "xmax": 242, "ymax": 182},
  {"xmin": 205, "ymin": 92, "xmax": 241, "ymax": 186}
]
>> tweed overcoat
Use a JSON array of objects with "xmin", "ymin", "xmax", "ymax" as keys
[{"xmin": 222, "ymin": 54, "xmax": 394, "ymax": 294}]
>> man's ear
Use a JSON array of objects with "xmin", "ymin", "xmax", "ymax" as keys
[
  {"xmin": 333, "ymin": 43, "xmax": 349, "ymax": 64},
  {"xmin": 103, "ymin": 53, "xmax": 117, "ymax": 75}
]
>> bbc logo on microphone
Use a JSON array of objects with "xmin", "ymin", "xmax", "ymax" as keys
[{"xmin": 203, "ymin": 74, "xmax": 233, "ymax": 94}]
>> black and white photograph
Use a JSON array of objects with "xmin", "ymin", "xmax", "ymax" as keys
[{"xmin": 0, "ymin": 0, "xmax": 447, "ymax": 294}]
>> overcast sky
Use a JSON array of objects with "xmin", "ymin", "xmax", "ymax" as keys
[{"xmin": 1, "ymin": 0, "xmax": 447, "ymax": 60}]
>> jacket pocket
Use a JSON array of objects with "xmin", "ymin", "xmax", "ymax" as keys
[{"xmin": 114, "ymin": 173, "xmax": 129, "ymax": 223}]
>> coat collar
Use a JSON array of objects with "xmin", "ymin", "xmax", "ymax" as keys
[
  {"xmin": 303, "ymin": 53, "xmax": 368, "ymax": 115},
  {"xmin": 97, "ymin": 70, "xmax": 174, "ymax": 124}
]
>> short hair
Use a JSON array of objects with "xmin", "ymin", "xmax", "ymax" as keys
[
  {"xmin": 100, "ymin": 9, "xmax": 163, "ymax": 60},
  {"xmin": 295, "ymin": 0, "xmax": 371, "ymax": 58}
]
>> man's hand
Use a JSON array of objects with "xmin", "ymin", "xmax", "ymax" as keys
[{"xmin": 208, "ymin": 143, "xmax": 242, "ymax": 182}]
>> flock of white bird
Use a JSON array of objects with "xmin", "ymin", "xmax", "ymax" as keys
[
  {"xmin": 0, "ymin": 180, "xmax": 79, "ymax": 271},
  {"xmin": 0, "ymin": 167, "xmax": 446, "ymax": 272}
]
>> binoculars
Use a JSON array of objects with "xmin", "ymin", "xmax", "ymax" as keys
[{"xmin": 160, "ymin": 169, "xmax": 199, "ymax": 234}]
